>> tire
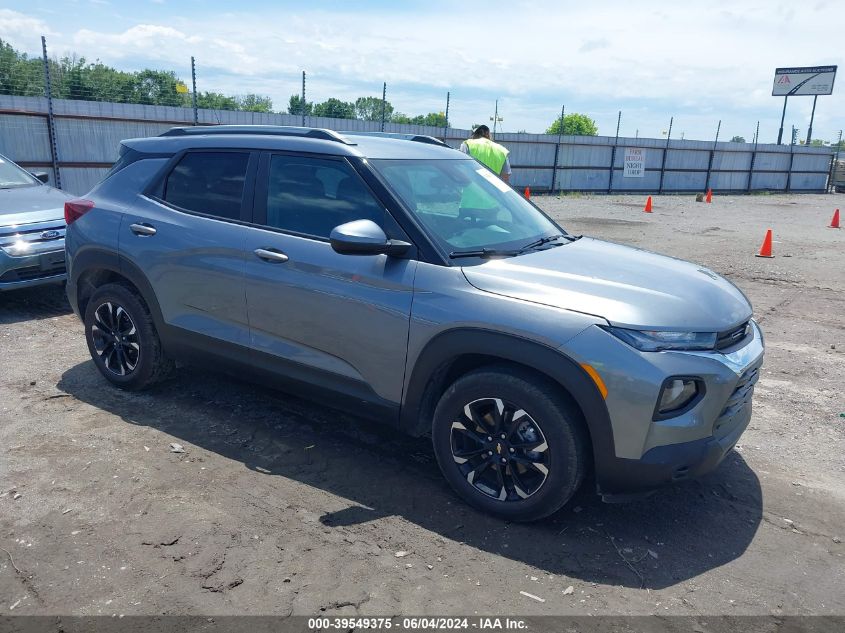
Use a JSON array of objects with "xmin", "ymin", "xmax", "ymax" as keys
[
  {"xmin": 83, "ymin": 283, "xmax": 173, "ymax": 390},
  {"xmin": 432, "ymin": 366, "xmax": 589, "ymax": 522}
]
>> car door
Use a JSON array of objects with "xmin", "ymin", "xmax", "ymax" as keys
[
  {"xmin": 121, "ymin": 149, "xmax": 257, "ymax": 351},
  {"xmin": 242, "ymin": 151, "xmax": 417, "ymax": 409}
]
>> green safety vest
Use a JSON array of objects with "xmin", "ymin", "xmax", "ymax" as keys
[
  {"xmin": 464, "ymin": 137, "xmax": 509, "ymax": 174},
  {"xmin": 461, "ymin": 138, "xmax": 510, "ymax": 210}
]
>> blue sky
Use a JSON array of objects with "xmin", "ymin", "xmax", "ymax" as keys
[{"xmin": 1, "ymin": 1, "xmax": 843, "ymax": 143}]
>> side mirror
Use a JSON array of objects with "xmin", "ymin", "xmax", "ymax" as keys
[
  {"xmin": 330, "ymin": 219, "xmax": 411, "ymax": 257},
  {"xmin": 32, "ymin": 171, "xmax": 50, "ymax": 184}
]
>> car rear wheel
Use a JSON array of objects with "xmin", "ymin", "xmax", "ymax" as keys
[
  {"xmin": 432, "ymin": 367, "xmax": 589, "ymax": 521},
  {"xmin": 83, "ymin": 283, "xmax": 172, "ymax": 390}
]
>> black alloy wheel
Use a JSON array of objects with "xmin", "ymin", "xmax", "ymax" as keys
[
  {"xmin": 90, "ymin": 301, "xmax": 140, "ymax": 376},
  {"xmin": 450, "ymin": 397, "xmax": 550, "ymax": 501}
]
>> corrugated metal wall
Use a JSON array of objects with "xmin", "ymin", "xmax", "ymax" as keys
[{"xmin": 0, "ymin": 95, "xmax": 834, "ymax": 196}]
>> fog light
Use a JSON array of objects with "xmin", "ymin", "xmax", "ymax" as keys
[{"xmin": 656, "ymin": 378, "xmax": 700, "ymax": 416}]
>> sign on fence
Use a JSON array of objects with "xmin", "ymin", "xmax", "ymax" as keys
[
  {"xmin": 772, "ymin": 66, "xmax": 837, "ymax": 96},
  {"xmin": 623, "ymin": 148, "xmax": 646, "ymax": 178}
]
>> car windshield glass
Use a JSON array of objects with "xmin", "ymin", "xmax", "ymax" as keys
[
  {"xmin": 0, "ymin": 156, "xmax": 38, "ymax": 189},
  {"xmin": 370, "ymin": 158, "xmax": 563, "ymax": 254}
]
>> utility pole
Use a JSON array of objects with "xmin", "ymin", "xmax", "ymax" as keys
[
  {"xmin": 551, "ymin": 104, "xmax": 565, "ymax": 193},
  {"xmin": 41, "ymin": 36, "xmax": 61, "ymax": 190},
  {"xmin": 380, "ymin": 82, "xmax": 387, "ymax": 132},
  {"xmin": 777, "ymin": 95, "xmax": 788, "ymax": 144},
  {"xmin": 658, "ymin": 116, "xmax": 673, "ymax": 194},
  {"xmin": 442, "ymin": 91, "xmax": 450, "ymax": 141},
  {"xmin": 490, "ymin": 100, "xmax": 503, "ymax": 135},
  {"xmin": 608, "ymin": 110, "xmax": 621, "ymax": 194},
  {"xmin": 806, "ymin": 95, "xmax": 818, "ymax": 145},
  {"xmin": 301, "ymin": 71, "xmax": 306, "ymax": 127},
  {"xmin": 190, "ymin": 56, "xmax": 198, "ymax": 125}
]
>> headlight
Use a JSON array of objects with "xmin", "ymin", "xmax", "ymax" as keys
[
  {"xmin": 653, "ymin": 377, "xmax": 705, "ymax": 419},
  {"xmin": 602, "ymin": 326, "xmax": 717, "ymax": 352}
]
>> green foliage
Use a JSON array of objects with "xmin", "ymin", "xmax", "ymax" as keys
[
  {"xmin": 196, "ymin": 92, "xmax": 239, "ymax": 110},
  {"xmin": 288, "ymin": 94, "xmax": 312, "ymax": 116},
  {"xmin": 393, "ymin": 111, "xmax": 447, "ymax": 127},
  {"xmin": 730, "ymin": 135, "xmax": 746, "ymax": 143},
  {"xmin": 0, "ymin": 38, "xmax": 273, "ymax": 112},
  {"xmin": 809, "ymin": 139, "xmax": 826, "ymax": 147},
  {"xmin": 237, "ymin": 94, "xmax": 273, "ymax": 112},
  {"xmin": 355, "ymin": 96, "xmax": 393, "ymax": 121},
  {"xmin": 1, "ymin": 38, "xmax": 444, "ymax": 124},
  {"xmin": 545, "ymin": 113, "xmax": 598, "ymax": 136},
  {"xmin": 313, "ymin": 97, "xmax": 356, "ymax": 119},
  {"xmin": 0, "ymin": 39, "xmax": 45, "ymax": 96}
]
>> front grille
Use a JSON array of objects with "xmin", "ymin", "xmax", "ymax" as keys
[
  {"xmin": 0, "ymin": 262, "xmax": 66, "ymax": 283},
  {"xmin": 714, "ymin": 365, "xmax": 759, "ymax": 437},
  {"xmin": 0, "ymin": 221, "xmax": 65, "ymax": 256},
  {"xmin": 715, "ymin": 321, "xmax": 750, "ymax": 351}
]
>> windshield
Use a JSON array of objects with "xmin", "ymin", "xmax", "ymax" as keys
[
  {"xmin": 370, "ymin": 158, "xmax": 563, "ymax": 255},
  {"xmin": 0, "ymin": 155, "xmax": 39, "ymax": 189}
]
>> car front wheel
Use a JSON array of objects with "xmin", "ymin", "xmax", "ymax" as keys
[{"xmin": 432, "ymin": 367, "xmax": 589, "ymax": 521}]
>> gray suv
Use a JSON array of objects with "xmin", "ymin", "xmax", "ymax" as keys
[{"xmin": 65, "ymin": 126, "xmax": 764, "ymax": 521}]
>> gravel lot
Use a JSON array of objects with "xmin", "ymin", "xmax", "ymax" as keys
[{"xmin": 1, "ymin": 193, "xmax": 843, "ymax": 617}]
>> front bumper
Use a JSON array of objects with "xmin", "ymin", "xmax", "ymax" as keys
[
  {"xmin": 597, "ymin": 364, "xmax": 756, "ymax": 498},
  {"xmin": 564, "ymin": 320, "xmax": 764, "ymax": 496},
  {"xmin": 0, "ymin": 246, "xmax": 66, "ymax": 291}
]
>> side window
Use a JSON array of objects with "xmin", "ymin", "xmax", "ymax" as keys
[
  {"xmin": 163, "ymin": 152, "xmax": 249, "ymax": 220},
  {"xmin": 265, "ymin": 155, "xmax": 384, "ymax": 239}
]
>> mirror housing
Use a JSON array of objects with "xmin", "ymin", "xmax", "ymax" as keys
[
  {"xmin": 330, "ymin": 219, "xmax": 411, "ymax": 257},
  {"xmin": 32, "ymin": 171, "xmax": 50, "ymax": 184}
]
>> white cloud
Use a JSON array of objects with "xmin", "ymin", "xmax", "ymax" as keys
[{"xmin": 0, "ymin": 9, "xmax": 58, "ymax": 45}]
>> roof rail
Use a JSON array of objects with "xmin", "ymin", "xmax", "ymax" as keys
[
  {"xmin": 343, "ymin": 132, "xmax": 450, "ymax": 148},
  {"xmin": 159, "ymin": 125, "xmax": 355, "ymax": 144}
]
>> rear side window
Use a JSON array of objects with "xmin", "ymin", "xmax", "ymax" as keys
[{"xmin": 163, "ymin": 152, "xmax": 249, "ymax": 220}]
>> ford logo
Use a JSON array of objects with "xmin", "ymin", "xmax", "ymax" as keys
[{"xmin": 40, "ymin": 230, "xmax": 61, "ymax": 240}]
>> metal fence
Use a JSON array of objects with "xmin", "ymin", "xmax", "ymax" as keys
[
  {"xmin": 0, "ymin": 94, "xmax": 836, "ymax": 197},
  {"xmin": 0, "ymin": 35, "xmax": 835, "ymax": 196}
]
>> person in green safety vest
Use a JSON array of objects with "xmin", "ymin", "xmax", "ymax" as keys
[{"xmin": 459, "ymin": 125, "xmax": 512, "ymax": 183}]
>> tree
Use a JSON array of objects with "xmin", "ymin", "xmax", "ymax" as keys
[
  {"xmin": 288, "ymin": 95, "xmax": 312, "ymax": 116},
  {"xmin": 237, "ymin": 94, "xmax": 273, "ymax": 113},
  {"xmin": 196, "ymin": 91, "xmax": 239, "ymax": 110},
  {"xmin": 131, "ymin": 69, "xmax": 182, "ymax": 106},
  {"xmin": 545, "ymin": 113, "xmax": 598, "ymax": 136},
  {"xmin": 313, "ymin": 97, "xmax": 356, "ymax": 119},
  {"xmin": 730, "ymin": 135, "xmax": 746, "ymax": 143},
  {"xmin": 0, "ymin": 39, "xmax": 45, "ymax": 97},
  {"xmin": 403, "ymin": 112, "xmax": 447, "ymax": 127},
  {"xmin": 355, "ymin": 96, "xmax": 393, "ymax": 121}
]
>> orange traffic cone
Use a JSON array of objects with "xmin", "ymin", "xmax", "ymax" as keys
[
  {"xmin": 829, "ymin": 208, "xmax": 841, "ymax": 229},
  {"xmin": 705, "ymin": 189, "xmax": 713, "ymax": 203},
  {"xmin": 756, "ymin": 229, "xmax": 774, "ymax": 258},
  {"xmin": 644, "ymin": 196, "xmax": 653, "ymax": 213},
  {"xmin": 524, "ymin": 186, "xmax": 531, "ymax": 200}
]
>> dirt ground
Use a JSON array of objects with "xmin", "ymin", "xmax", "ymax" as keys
[{"xmin": 1, "ymin": 193, "xmax": 843, "ymax": 617}]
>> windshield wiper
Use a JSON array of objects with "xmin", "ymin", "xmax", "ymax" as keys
[
  {"xmin": 516, "ymin": 233, "xmax": 574, "ymax": 254},
  {"xmin": 448, "ymin": 248, "xmax": 520, "ymax": 259}
]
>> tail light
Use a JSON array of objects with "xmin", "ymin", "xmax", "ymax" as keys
[{"xmin": 64, "ymin": 199, "xmax": 95, "ymax": 225}]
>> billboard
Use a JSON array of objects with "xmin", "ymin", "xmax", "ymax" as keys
[{"xmin": 772, "ymin": 66, "xmax": 837, "ymax": 96}]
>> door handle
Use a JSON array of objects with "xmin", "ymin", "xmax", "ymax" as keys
[
  {"xmin": 129, "ymin": 223, "xmax": 157, "ymax": 236},
  {"xmin": 254, "ymin": 248, "xmax": 289, "ymax": 263}
]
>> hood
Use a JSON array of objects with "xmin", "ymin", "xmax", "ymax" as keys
[
  {"xmin": 462, "ymin": 237, "xmax": 752, "ymax": 331},
  {"xmin": 0, "ymin": 185, "xmax": 71, "ymax": 226}
]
